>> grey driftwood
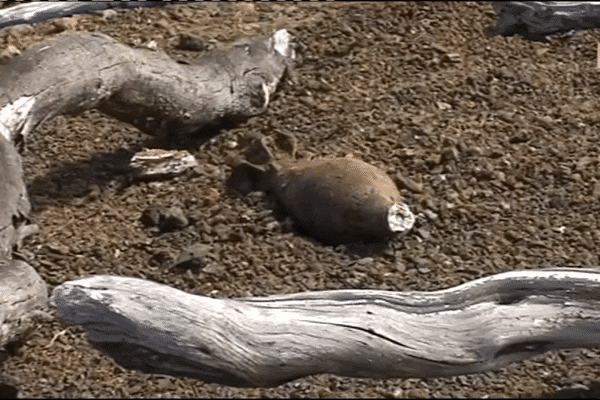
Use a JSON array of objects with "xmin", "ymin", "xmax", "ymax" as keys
[
  {"xmin": 50, "ymin": 268, "xmax": 600, "ymax": 387},
  {"xmin": 0, "ymin": 258, "xmax": 48, "ymax": 348},
  {"xmin": 489, "ymin": 1, "xmax": 600, "ymax": 40},
  {"xmin": 0, "ymin": 134, "xmax": 47, "ymax": 348},
  {"xmin": 0, "ymin": 2, "xmax": 170, "ymax": 30},
  {"xmin": 0, "ymin": 29, "xmax": 294, "ymax": 145}
]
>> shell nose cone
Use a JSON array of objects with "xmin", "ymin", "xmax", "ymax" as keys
[{"xmin": 387, "ymin": 203, "xmax": 415, "ymax": 234}]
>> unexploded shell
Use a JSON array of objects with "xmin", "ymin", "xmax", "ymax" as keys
[{"xmin": 228, "ymin": 156, "xmax": 415, "ymax": 244}]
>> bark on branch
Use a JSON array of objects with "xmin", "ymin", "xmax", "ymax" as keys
[
  {"xmin": 0, "ymin": 29, "xmax": 294, "ymax": 145},
  {"xmin": 0, "ymin": 259, "xmax": 48, "ymax": 348},
  {"xmin": 50, "ymin": 268, "xmax": 600, "ymax": 387},
  {"xmin": 0, "ymin": 134, "xmax": 29, "ymax": 259},
  {"xmin": 0, "ymin": 2, "xmax": 170, "ymax": 31},
  {"xmin": 489, "ymin": 1, "xmax": 600, "ymax": 41}
]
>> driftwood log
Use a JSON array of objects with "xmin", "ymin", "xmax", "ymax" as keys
[
  {"xmin": 0, "ymin": 29, "xmax": 294, "ymax": 145},
  {"xmin": 0, "ymin": 133, "xmax": 47, "ymax": 348},
  {"xmin": 50, "ymin": 268, "xmax": 600, "ymax": 387},
  {"xmin": 489, "ymin": 1, "xmax": 600, "ymax": 40},
  {"xmin": 0, "ymin": 28, "xmax": 293, "ymax": 349},
  {"xmin": 0, "ymin": 2, "xmax": 170, "ymax": 30},
  {"xmin": 0, "ymin": 259, "xmax": 48, "ymax": 348}
]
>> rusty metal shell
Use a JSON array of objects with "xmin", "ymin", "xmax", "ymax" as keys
[{"xmin": 269, "ymin": 157, "xmax": 414, "ymax": 244}]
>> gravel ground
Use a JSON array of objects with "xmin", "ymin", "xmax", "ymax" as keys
[{"xmin": 1, "ymin": 2, "xmax": 600, "ymax": 398}]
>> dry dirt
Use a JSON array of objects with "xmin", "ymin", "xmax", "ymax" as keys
[{"xmin": 1, "ymin": 1, "xmax": 600, "ymax": 398}]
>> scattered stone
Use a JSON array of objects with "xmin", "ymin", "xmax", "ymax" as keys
[
  {"xmin": 422, "ymin": 209, "xmax": 438, "ymax": 221},
  {"xmin": 395, "ymin": 172, "xmax": 424, "ymax": 193},
  {"xmin": 129, "ymin": 149, "xmax": 199, "ymax": 180},
  {"xmin": 168, "ymin": 243, "xmax": 210, "ymax": 271},
  {"xmin": 140, "ymin": 205, "xmax": 189, "ymax": 233},
  {"xmin": 416, "ymin": 227, "xmax": 431, "ymax": 241},
  {"xmin": 592, "ymin": 182, "xmax": 600, "ymax": 200},
  {"xmin": 175, "ymin": 33, "xmax": 207, "ymax": 51},
  {"xmin": 444, "ymin": 52, "xmax": 462, "ymax": 63}
]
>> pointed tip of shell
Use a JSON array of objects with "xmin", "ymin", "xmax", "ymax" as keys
[{"xmin": 387, "ymin": 203, "xmax": 415, "ymax": 234}]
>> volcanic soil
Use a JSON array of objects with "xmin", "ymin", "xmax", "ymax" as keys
[{"xmin": 1, "ymin": 1, "xmax": 600, "ymax": 398}]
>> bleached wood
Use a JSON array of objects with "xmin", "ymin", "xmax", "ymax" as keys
[
  {"xmin": 489, "ymin": 1, "xmax": 600, "ymax": 40},
  {"xmin": 0, "ymin": 134, "xmax": 29, "ymax": 258},
  {"xmin": 0, "ymin": 30, "xmax": 293, "ymax": 144},
  {"xmin": 0, "ymin": 259, "xmax": 48, "ymax": 348},
  {"xmin": 50, "ymin": 268, "xmax": 600, "ymax": 387},
  {"xmin": 0, "ymin": 2, "xmax": 169, "ymax": 30}
]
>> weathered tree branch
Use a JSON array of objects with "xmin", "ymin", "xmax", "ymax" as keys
[
  {"xmin": 0, "ymin": 29, "xmax": 294, "ymax": 145},
  {"xmin": 488, "ymin": 1, "xmax": 600, "ymax": 41},
  {"xmin": 50, "ymin": 268, "xmax": 600, "ymax": 387},
  {"xmin": 0, "ymin": 259, "xmax": 48, "ymax": 348},
  {"xmin": 0, "ymin": 134, "xmax": 29, "ymax": 259},
  {"xmin": 0, "ymin": 2, "xmax": 170, "ymax": 30}
]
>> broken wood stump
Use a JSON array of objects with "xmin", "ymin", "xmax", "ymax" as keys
[
  {"xmin": 0, "ymin": 2, "xmax": 170, "ymax": 31},
  {"xmin": 50, "ymin": 268, "xmax": 600, "ymax": 387},
  {"xmin": 0, "ymin": 134, "xmax": 47, "ymax": 349},
  {"xmin": 0, "ymin": 134, "xmax": 29, "ymax": 259}
]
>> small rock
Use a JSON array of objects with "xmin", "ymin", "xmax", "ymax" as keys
[
  {"xmin": 592, "ymin": 181, "xmax": 600, "ymax": 200},
  {"xmin": 505, "ymin": 175, "xmax": 517, "ymax": 189},
  {"xmin": 265, "ymin": 221, "xmax": 280, "ymax": 231},
  {"xmin": 0, "ymin": 45, "xmax": 20, "ymax": 64},
  {"xmin": 213, "ymin": 223, "xmax": 229, "ymax": 241},
  {"xmin": 436, "ymin": 101, "xmax": 452, "ymax": 110},
  {"xmin": 356, "ymin": 257, "xmax": 374, "ymax": 265},
  {"xmin": 395, "ymin": 261, "xmax": 407, "ymax": 273},
  {"xmin": 422, "ymin": 209, "xmax": 438, "ymax": 221},
  {"xmin": 51, "ymin": 17, "xmax": 78, "ymax": 33},
  {"xmin": 494, "ymin": 171, "xmax": 506, "ymax": 182},
  {"xmin": 395, "ymin": 172, "xmax": 423, "ymax": 193},
  {"xmin": 176, "ymin": 33, "xmax": 207, "ymax": 51},
  {"xmin": 442, "ymin": 146, "xmax": 459, "ymax": 163},
  {"xmin": 416, "ymin": 227, "xmax": 431, "ymax": 241},
  {"xmin": 413, "ymin": 257, "xmax": 431, "ymax": 273},
  {"xmin": 425, "ymin": 153, "xmax": 442, "ymax": 168},
  {"xmin": 141, "ymin": 205, "xmax": 188, "ymax": 232},
  {"xmin": 101, "ymin": 9, "xmax": 118, "ymax": 21},
  {"xmin": 168, "ymin": 243, "xmax": 210, "ymax": 271},
  {"xmin": 300, "ymin": 96, "xmax": 316, "ymax": 108},
  {"xmin": 444, "ymin": 52, "xmax": 462, "ymax": 63},
  {"xmin": 46, "ymin": 242, "xmax": 70, "ymax": 255}
]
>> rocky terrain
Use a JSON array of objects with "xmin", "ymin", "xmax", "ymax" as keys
[{"xmin": 1, "ymin": 2, "xmax": 600, "ymax": 398}]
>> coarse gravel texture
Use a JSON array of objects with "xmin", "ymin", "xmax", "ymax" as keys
[{"xmin": 1, "ymin": 1, "xmax": 600, "ymax": 398}]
